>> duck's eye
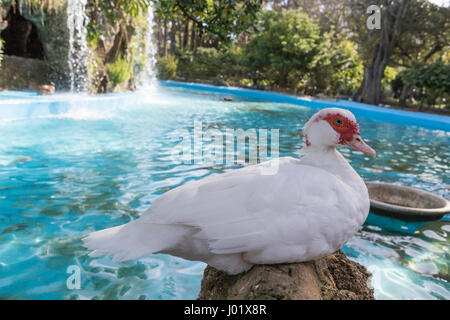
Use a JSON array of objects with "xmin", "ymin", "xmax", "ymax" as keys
[{"xmin": 334, "ymin": 118, "xmax": 343, "ymax": 126}]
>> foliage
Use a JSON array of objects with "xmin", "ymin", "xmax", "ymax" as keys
[
  {"xmin": 83, "ymin": 0, "xmax": 447, "ymax": 105},
  {"xmin": 193, "ymin": 47, "xmax": 225, "ymax": 78},
  {"xmin": 174, "ymin": 50, "xmax": 195, "ymax": 78},
  {"xmin": 392, "ymin": 0, "xmax": 450, "ymax": 68},
  {"xmin": 175, "ymin": 46, "xmax": 242, "ymax": 81},
  {"xmin": 107, "ymin": 55, "xmax": 132, "ymax": 87},
  {"xmin": 3, "ymin": 0, "xmax": 446, "ymax": 107},
  {"xmin": 243, "ymin": 9, "xmax": 321, "ymax": 90},
  {"xmin": 156, "ymin": 54, "xmax": 178, "ymax": 80},
  {"xmin": 393, "ymin": 61, "xmax": 450, "ymax": 106},
  {"xmin": 381, "ymin": 66, "xmax": 398, "ymax": 98},
  {"xmin": 167, "ymin": 8, "xmax": 365, "ymax": 96},
  {"xmin": 310, "ymin": 34, "xmax": 363, "ymax": 96},
  {"xmin": 154, "ymin": 0, "xmax": 262, "ymax": 43},
  {"xmin": 15, "ymin": 0, "xmax": 66, "ymax": 12},
  {"xmin": 89, "ymin": 0, "xmax": 261, "ymax": 43},
  {"xmin": 89, "ymin": 0, "xmax": 151, "ymax": 21}
]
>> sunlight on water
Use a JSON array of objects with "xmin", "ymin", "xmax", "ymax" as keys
[{"xmin": 0, "ymin": 86, "xmax": 448, "ymax": 299}]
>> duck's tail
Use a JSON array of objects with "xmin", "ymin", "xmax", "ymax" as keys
[{"xmin": 82, "ymin": 219, "xmax": 182, "ymax": 262}]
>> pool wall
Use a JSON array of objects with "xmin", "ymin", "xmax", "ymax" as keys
[
  {"xmin": 1, "ymin": 82, "xmax": 449, "ymax": 131},
  {"xmin": 0, "ymin": 90, "xmax": 140, "ymax": 122},
  {"xmin": 160, "ymin": 80, "xmax": 450, "ymax": 131}
]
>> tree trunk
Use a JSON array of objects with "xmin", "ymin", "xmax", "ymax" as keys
[
  {"xmin": 183, "ymin": 20, "xmax": 189, "ymax": 49},
  {"xmin": 156, "ymin": 18, "xmax": 162, "ymax": 56},
  {"xmin": 419, "ymin": 88, "xmax": 425, "ymax": 111},
  {"xmin": 361, "ymin": 45, "xmax": 389, "ymax": 105},
  {"xmin": 105, "ymin": 23, "xmax": 125, "ymax": 63},
  {"xmin": 198, "ymin": 29, "xmax": 204, "ymax": 48},
  {"xmin": 190, "ymin": 22, "xmax": 196, "ymax": 51},
  {"xmin": 178, "ymin": 22, "xmax": 183, "ymax": 50},
  {"xmin": 399, "ymin": 86, "xmax": 408, "ymax": 108},
  {"xmin": 360, "ymin": 0, "xmax": 409, "ymax": 105},
  {"xmin": 163, "ymin": 18, "xmax": 168, "ymax": 56},
  {"xmin": 169, "ymin": 20, "xmax": 176, "ymax": 55},
  {"xmin": 278, "ymin": 67, "xmax": 288, "ymax": 89}
]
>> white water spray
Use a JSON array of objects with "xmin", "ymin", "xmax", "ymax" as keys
[
  {"xmin": 143, "ymin": 5, "xmax": 157, "ymax": 87},
  {"xmin": 67, "ymin": 0, "xmax": 90, "ymax": 92}
]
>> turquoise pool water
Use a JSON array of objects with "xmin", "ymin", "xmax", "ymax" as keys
[{"xmin": 0, "ymin": 83, "xmax": 448, "ymax": 299}]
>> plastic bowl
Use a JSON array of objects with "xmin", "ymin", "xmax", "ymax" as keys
[{"xmin": 365, "ymin": 182, "xmax": 450, "ymax": 221}]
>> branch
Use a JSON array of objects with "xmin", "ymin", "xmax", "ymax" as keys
[
  {"xmin": 423, "ymin": 42, "xmax": 443, "ymax": 62},
  {"xmin": 176, "ymin": 3, "xmax": 227, "ymax": 41},
  {"xmin": 390, "ymin": 60, "xmax": 411, "ymax": 68},
  {"xmin": 396, "ymin": 43, "xmax": 412, "ymax": 61}
]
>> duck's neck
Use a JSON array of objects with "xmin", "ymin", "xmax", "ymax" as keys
[{"xmin": 300, "ymin": 145, "xmax": 365, "ymax": 193}]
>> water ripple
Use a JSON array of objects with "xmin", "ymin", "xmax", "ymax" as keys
[{"xmin": 0, "ymin": 87, "xmax": 448, "ymax": 299}]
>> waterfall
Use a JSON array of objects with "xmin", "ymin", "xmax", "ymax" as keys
[
  {"xmin": 142, "ymin": 5, "xmax": 157, "ymax": 87},
  {"xmin": 67, "ymin": 0, "xmax": 90, "ymax": 92}
]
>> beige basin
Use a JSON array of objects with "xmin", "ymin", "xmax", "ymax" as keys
[{"xmin": 365, "ymin": 182, "xmax": 450, "ymax": 221}]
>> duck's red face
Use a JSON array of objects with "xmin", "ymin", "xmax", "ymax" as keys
[
  {"xmin": 322, "ymin": 113, "xmax": 360, "ymax": 143},
  {"xmin": 322, "ymin": 113, "xmax": 376, "ymax": 157}
]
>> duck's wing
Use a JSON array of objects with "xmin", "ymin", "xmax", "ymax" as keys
[{"xmin": 141, "ymin": 157, "xmax": 358, "ymax": 257}]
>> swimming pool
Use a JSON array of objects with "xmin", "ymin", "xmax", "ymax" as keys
[{"xmin": 0, "ymin": 82, "xmax": 448, "ymax": 299}]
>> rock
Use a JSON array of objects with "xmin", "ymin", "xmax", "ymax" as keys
[
  {"xmin": 0, "ymin": 1, "xmax": 70, "ymax": 89},
  {"xmin": 128, "ymin": 77, "xmax": 137, "ymax": 92},
  {"xmin": 96, "ymin": 70, "xmax": 109, "ymax": 94},
  {"xmin": 0, "ymin": 0, "xmax": 11, "ymax": 21},
  {"xmin": 2, "ymin": 7, "xmax": 33, "ymax": 57},
  {"xmin": 17, "ymin": 1, "xmax": 72, "ymax": 89},
  {"xmin": 38, "ymin": 84, "xmax": 55, "ymax": 95},
  {"xmin": 0, "ymin": 55, "xmax": 49, "ymax": 90},
  {"xmin": 198, "ymin": 250, "xmax": 374, "ymax": 300}
]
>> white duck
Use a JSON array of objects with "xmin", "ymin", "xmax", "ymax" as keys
[{"xmin": 83, "ymin": 107, "xmax": 376, "ymax": 275}]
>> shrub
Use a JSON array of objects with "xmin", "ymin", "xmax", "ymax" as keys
[
  {"xmin": 107, "ymin": 56, "xmax": 132, "ymax": 87},
  {"xmin": 156, "ymin": 55, "xmax": 178, "ymax": 80},
  {"xmin": 174, "ymin": 46, "xmax": 243, "ymax": 82},
  {"xmin": 243, "ymin": 9, "xmax": 321, "ymax": 90},
  {"xmin": 381, "ymin": 66, "xmax": 398, "ymax": 99},
  {"xmin": 392, "ymin": 61, "xmax": 450, "ymax": 107},
  {"xmin": 175, "ymin": 50, "xmax": 196, "ymax": 79},
  {"xmin": 311, "ymin": 37, "xmax": 363, "ymax": 96},
  {"xmin": 194, "ymin": 47, "xmax": 223, "ymax": 78}
]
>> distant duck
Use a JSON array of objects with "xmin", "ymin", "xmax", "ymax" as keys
[{"xmin": 84, "ymin": 108, "xmax": 376, "ymax": 275}]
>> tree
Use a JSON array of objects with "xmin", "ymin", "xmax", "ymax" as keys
[
  {"xmin": 155, "ymin": 0, "xmax": 262, "ymax": 45},
  {"xmin": 348, "ymin": 0, "xmax": 408, "ymax": 105},
  {"xmin": 394, "ymin": 61, "xmax": 450, "ymax": 109},
  {"xmin": 348, "ymin": 0, "xmax": 449, "ymax": 105},
  {"xmin": 243, "ymin": 9, "xmax": 321, "ymax": 89},
  {"xmin": 311, "ymin": 35, "xmax": 364, "ymax": 96},
  {"xmin": 393, "ymin": 2, "xmax": 449, "ymax": 67},
  {"xmin": 268, "ymin": 0, "xmax": 351, "ymax": 36}
]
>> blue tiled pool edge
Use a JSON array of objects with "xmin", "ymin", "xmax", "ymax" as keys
[{"xmin": 160, "ymin": 80, "xmax": 450, "ymax": 131}]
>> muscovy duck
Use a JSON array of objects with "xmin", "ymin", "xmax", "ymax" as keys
[{"xmin": 83, "ymin": 107, "xmax": 376, "ymax": 274}]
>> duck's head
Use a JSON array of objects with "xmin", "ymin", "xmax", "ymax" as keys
[{"xmin": 303, "ymin": 108, "xmax": 376, "ymax": 157}]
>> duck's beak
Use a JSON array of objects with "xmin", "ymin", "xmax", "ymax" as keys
[{"xmin": 344, "ymin": 135, "xmax": 376, "ymax": 157}]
